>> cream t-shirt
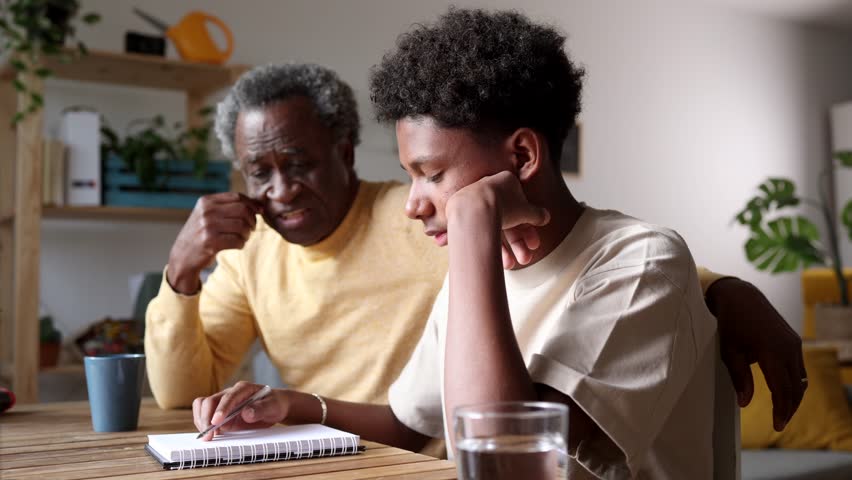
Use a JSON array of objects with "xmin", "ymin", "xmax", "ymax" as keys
[{"xmin": 388, "ymin": 206, "xmax": 719, "ymax": 479}]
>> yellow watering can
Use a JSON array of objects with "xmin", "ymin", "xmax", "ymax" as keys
[{"xmin": 133, "ymin": 8, "xmax": 234, "ymax": 65}]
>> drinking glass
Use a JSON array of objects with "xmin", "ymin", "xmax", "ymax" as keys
[{"xmin": 454, "ymin": 401, "xmax": 568, "ymax": 480}]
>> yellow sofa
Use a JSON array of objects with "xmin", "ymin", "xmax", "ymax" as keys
[{"xmin": 802, "ymin": 268, "xmax": 852, "ymax": 384}]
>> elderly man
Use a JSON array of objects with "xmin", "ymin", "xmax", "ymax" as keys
[
  {"xmin": 146, "ymin": 64, "xmax": 444, "ymax": 410},
  {"xmin": 146, "ymin": 63, "xmax": 804, "ymax": 435}
]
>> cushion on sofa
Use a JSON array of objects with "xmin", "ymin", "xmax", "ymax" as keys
[{"xmin": 741, "ymin": 346, "xmax": 852, "ymax": 451}]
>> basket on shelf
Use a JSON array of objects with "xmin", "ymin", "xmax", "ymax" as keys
[{"xmin": 103, "ymin": 153, "xmax": 231, "ymax": 209}]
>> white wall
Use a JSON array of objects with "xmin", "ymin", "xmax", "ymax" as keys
[
  {"xmin": 554, "ymin": 1, "xmax": 852, "ymax": 328},
  {"xmin": 830, "ymin": 102, "xmax": 852, "ymax": 269},
  {"xmin": 41, "ymin": 0, "xmax": 852, "ymax": 337}
]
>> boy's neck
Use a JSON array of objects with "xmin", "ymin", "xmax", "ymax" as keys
[{"xmin": 512, "ymin": 174, "xmax": 584, "ymax": 270}]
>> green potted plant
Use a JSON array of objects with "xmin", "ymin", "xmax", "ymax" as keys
[
  {"xmin": 735, "ymin": 151, "xmax": 852, "ymax": 336},
  {"xmin": 100, "ymin": 108, "xmax": 216, "ymax": 190},
  {"xmin": 0, "ymin": 0, "xmax": 101, "ymax": 125},
  {"xmin": 39, "ymin": 314, "xmax": 61, "ymax": 368}
]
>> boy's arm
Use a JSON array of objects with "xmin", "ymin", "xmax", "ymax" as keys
[
  {"xmin": 441, "ymin": 173, "xmax": 554, "ymax": 451},
  {"xmin": 191, "ymin": 382, "xmax": 431, "ymax": 452},
  {"xmin": 443, "ymin": 192, "xmax": 537, "ymax": 439}
]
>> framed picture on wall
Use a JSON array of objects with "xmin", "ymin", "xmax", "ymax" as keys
[{"xmin": 560, "ymin": 122, "xmax": 582, "ymax": 177}]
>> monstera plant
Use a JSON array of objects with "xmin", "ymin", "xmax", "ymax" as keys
[{"xmin": 735, "ymin": 151, "xmax": 852, "ymax": 335}]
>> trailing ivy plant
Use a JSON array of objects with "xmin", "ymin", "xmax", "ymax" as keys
[
  {"xmin": 100, "ymin": 107, "xmax": 215, "ymax": 191},
  {"xmin": 0, "ymin": 0, "xmax": 101, "ymax": 125},
  {"xmin": 735, "ymin": 152, "xmax": 852, "ymax": 306}
]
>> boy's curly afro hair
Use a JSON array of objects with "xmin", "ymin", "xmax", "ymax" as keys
[{"xmin": 369, "ymin": 7, "xmax": 584, "ymax": 163}]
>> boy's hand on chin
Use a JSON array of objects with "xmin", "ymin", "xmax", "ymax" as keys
[{"xmin": 448, "ymin": 171, "xmax": 550, "ymax": 268}]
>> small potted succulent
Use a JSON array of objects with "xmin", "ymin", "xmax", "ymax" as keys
[{"xmin": 39, "ymin": 314, "xmax": 61, "ymax": 368}]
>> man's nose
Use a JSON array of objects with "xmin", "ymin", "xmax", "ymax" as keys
[{"xmin": 267, "ymin": 172, "xmax": 302, "ymax": 203}]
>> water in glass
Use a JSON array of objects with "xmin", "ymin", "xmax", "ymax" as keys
[{"xmin": 456, "ymin": 433, "xmax": 568, "ymax": 480}]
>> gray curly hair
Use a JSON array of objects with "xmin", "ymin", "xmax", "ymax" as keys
[{"xmin": 215, "ymin": 63, "xmax": 361, "ymax": 163}]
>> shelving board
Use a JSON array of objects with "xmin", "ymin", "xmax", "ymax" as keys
[
  {"xmin": 42, "ymin": 206, "xmax": 191, "ymax": 222},
  {"xmin": 38, "ymin": 49, "xmax": 249, "ymax": 93}
]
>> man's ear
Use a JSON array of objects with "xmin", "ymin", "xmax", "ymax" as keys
[
  {"xmin": 337, "ymin": 140, "xmax": 355, "ymax": 169},
  {"xmin": 336, "ymin": 140, "xmax": 358, "ymax": 187},
  {"xmin": 506, "ymin": 128, "xmax": 544, "ymax": 182}
]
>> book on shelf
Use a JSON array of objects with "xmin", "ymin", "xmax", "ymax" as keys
[{"xmin": 42, "ymin": 139, "xmax": 67, "ymax": 207}]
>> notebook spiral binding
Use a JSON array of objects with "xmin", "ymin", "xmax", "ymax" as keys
[{"xmin": 173, "ymin": 436, "xmax": 361, "ymax": 470}]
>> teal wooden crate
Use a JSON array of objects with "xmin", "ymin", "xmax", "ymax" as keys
[{"xmin": 103, "ymin": 154, "xmax": 232, "ymax": 209}]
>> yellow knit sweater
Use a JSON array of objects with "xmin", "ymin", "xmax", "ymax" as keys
[{"xmin": 145, "ymin": 181, "xmax": 446, "ymax": 408}]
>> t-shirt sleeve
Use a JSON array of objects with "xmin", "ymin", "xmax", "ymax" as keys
[
  {"xmin": 387, "ymin": 277, "xmax": 447, "ymax": 439},
  {"xmin": 528, "ymin": 248, "xmax": 715, "ymax": 477}
]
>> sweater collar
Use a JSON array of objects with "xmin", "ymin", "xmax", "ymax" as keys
[{"xmin": 295, "ymin": 181, "xmax": 371, "ymax": 261}]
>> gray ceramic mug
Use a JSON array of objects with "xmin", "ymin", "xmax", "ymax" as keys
[{"xmin": 84, "ymin": 354, "xmax": 146, "ymax": 432}]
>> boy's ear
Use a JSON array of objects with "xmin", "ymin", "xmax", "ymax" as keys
[{"xmin": 507, "ymin": 128, "xmax": 544, "ymax": 182}]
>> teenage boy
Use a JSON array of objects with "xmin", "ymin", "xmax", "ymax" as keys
[{"xmin": 190, "ymin": 8, "xmax": 803, "ymax": 478}]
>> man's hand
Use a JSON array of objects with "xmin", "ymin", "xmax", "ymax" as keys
[
  {"xmin": 708, "ymin": 278, "xmax": 807, "ymax": 431},
  {"xmin": 167, "ymin": 192, "xmax": 262, "ymax": 294},
  {"xmin": 192, "ymin": 381, "xmax": 289, "ymax": 441},
  {"xmin": 447, "ymin": 171, "xmax": 550, "ymax": 269}
]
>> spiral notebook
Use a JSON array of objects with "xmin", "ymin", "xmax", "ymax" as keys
[{"xmin": 145, "ymin": 424, "xmax": 363, "ymax": 470}]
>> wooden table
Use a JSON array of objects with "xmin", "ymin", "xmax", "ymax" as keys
[{"xmin": 0, "ymin": 399, "xmax": 458, "ymax": 479}]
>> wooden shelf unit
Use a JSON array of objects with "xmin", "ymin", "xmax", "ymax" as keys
[{"xmin": 0, "ymin": 50, "xmax": 248, "ymax": 403}]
